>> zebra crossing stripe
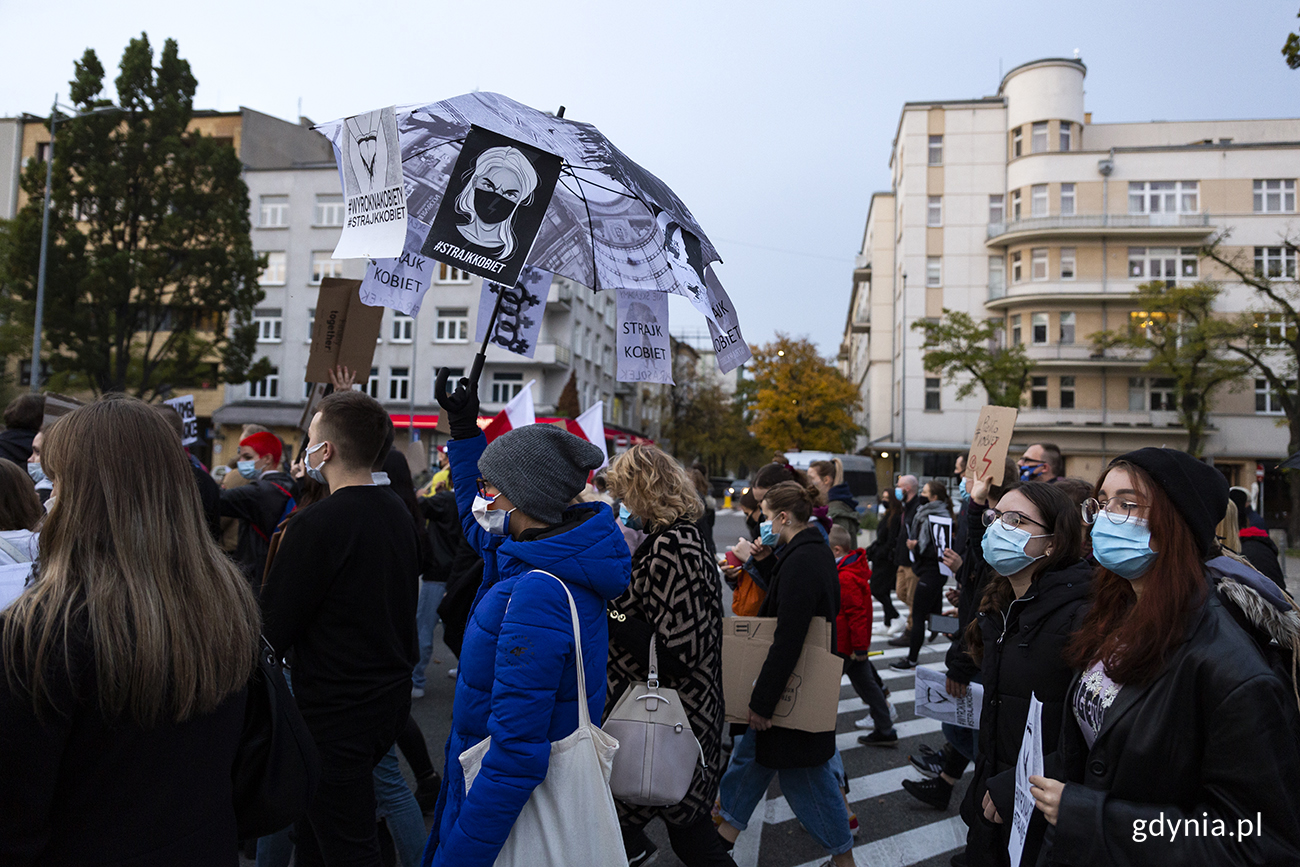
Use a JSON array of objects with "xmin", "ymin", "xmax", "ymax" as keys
[{"xmin": 785, "ymin": 815, "xmax": 968, "ymax": 867}]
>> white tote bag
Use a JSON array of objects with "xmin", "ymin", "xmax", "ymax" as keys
[{"xmin": 459, "ymin": 570, "xmax": 629, "ymax": 867}]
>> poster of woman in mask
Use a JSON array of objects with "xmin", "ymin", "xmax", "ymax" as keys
[{"xmin": 422, "ymin": 125, "xmax": 562, "ymax": 287}]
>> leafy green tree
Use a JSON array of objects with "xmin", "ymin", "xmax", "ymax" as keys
[
  {"xmin": 913, "ymin": 310, "xmax": 1031, "ymax": 407},
  {"xmin": 1285, "ymin": 7, "xmax": 1300, "ymax": 69},
  {"xmin": 1091, "ymin": 280, "xmax": 1250, "ymax": 457},
  {"xmin": 0, "ymin": 34, "xmax": 265, "ymax": 398},
  {"xmin": 748, "ymin": 334, "xmax": 861, "ymax": 454},
  {"xmin": 662, "ymin": 346, "xmax": 762, "ymax": 476}
]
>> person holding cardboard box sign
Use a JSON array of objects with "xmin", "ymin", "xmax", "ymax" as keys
[{"xmin": 716, "ymin": 481, "xmax": 856, "ymax": 867}]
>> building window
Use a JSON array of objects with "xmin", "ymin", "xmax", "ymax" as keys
[
  {"xmin": 1059, "ymin": 311, "xmax": 1076, "ymax": 344},
  {"xmin": 1127, "ymin": 377, "xmax": 1176, "ymax": 412},
  {"xmin": 435, "ymin": 308, "xmax": 469, "ymax": 343},
  {"xmin": 306, "ymin": 308, "xmax": 315, "ymax": 343},
  {"xmin": 1129, "ymin": 247, "xmax": 1198, "ymax": 282},
  {"xmin": 928, "ymin": 135, "xmax": 943, "ymax": 165},
  {"xmin": 927, "ymin": 195, "xmax": 942, "ymax": 227},
  {"xmin": 388, "ymin": 367, "xmax": 410, "ymax": 401},
  {"xmin": 314, "ymin": 194, "xmax": 345, "ymax": 226},
  {"xmin": 1031, "ymin": 312, "xmax": 1049, "ymax": 345},
  {"xmin": 1011, "ymin": 314, "xmax": 1022, "ymax": 345},
  {"xmin": 259, "ymin": 195, "xmax": 289, "ymax": 228},
  {"xmin": 1031, "ymin": 247, "xmax": 1048, "ymax": 281},
  {"xmin": 365, "ymin": 367, "xmax": 380, "ymax": 398},
  {"xmin": 1059, "ymin": 122, "xmax": 1072, "ymax": 152},
  {"xmin": 1011, "ymin": 189, "xmax": 1022, "ymax": 221},
  {"xmin": 989, "ymin": 194, "xmax": 1004, "ymax": 225},
  {"xmin": 1060, "ymin": 183, "xmax": 1075, "ymax": 216},
  {"xmin": 924, "ymin": 377, "xmax": 941, "ymax": 411},
  {"xmin": 1011, "ymin": 250, "xmax": 1023, "ymax": 282},
  {"xmin": 1030, "ymin": 376, "xmax": 1048, "ymax": 408},
  {"xmin": 1028, "ymin": 122, "xmax": 1046, "ymax": 154},
  {"xmin": 1256, "ymin": 378, "xmax": 1293, "ymax": 414},
  {"xmin": 1060, "ymin": 376, "xmax": 1076, "ymax": 409},
  {"xmin": 1254, "ymin": 246, "xmax": 1298, "ymax": 279},
  {"xmin": 926, "ymin": 256, "xmax": 942, "ymax": 287},
  {"xmin": 1060, "ymin": 247, "xmax": 1076, "ymax": 280},
  {"xmin": 391, "ymin": 312, "xmax": 413, "ymax": 343},
  {"xmin": 1128, "ymin": 181, "xmax": 1199, "ymax": 214},
  {"xmin": 249, "ymin": 367, "xmax": 279, "ymax": 400},
  {"xmin": 436, "ymin": 263, "xmax": 472, "ymax": 284},
  {"xmin": 1256, "ymin": 312, "xmax": 1293, "ymax": 346},
  {"xmin": 19, "ymin": 360, "xmax": 49, "ymax": 388},
  {"xmin": 492, "ymin": 372, "xmax": 524, "ymax": 403},
  {"xmin": 1031, "ymin": 184, "xmax": 1048, "ymax": 217},
  {"xmin": 35, "ymin": 142, "xmax": 51, "ymax": 163},
  {"xmin": 1129, "ymin": 310, "xmax": 1168, "ymax": 340},
  {"xmin": 1149, "ymin": 378, "xmax": 1176, "ymax": 411},
  {"xmin": 1013, "ymin": 127, "xmax": 1023, "ymax": 157},
  {"xmin": 258, "ymin": 251, "xmax": 287, "ymax": 286},
  {"xmin": 1254, "ymin": 179, "xmax": 1296, "ymax": 213},
  {"xmin": 254, "ymin": 308, "xmax": 282, "ymax": 343},
  {"xmin": 988, "ymin": 256, "xmax": 1005, "ymax": 295},
  {"xmin": 311, "ymin": 251, "xmax": 343, "ymax": 285}
]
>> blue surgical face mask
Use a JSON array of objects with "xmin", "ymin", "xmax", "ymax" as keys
[
  {"xmin": 981, "ymin": 521, "xmax": 1050, "ymax": 577},
  {"xmin": 894, "ymin": 486, "xmax": 904, "ymax": 501},
  {"xmin": 618, "ymin": 503, "xmax": 643, "ymax": 531},
  {"xmin": 26, "ymin": 462, "xmax": 44, "ymax": 485},
  {"xmin": 759, "ymin": 519, "xmax": 780, "ymax": 547},
  {"xmin": 958, "ymin": 477, "xmax": 968, "ymax": 500},
  {"xmin": 1090, "ymin": 517, "xmax": 1157, "ymax": 580},
  {"xmin": 303, "ymin": 441, "xmax": 327, "ymax": 485},
  {"xmin": 237, "ymin": 459, "xmax": 258, "ymax": 480}
]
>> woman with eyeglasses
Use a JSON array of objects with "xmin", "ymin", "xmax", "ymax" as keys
[
  {"xmin": 1029, "ymin": 448, "xmax": 1300, "ymax": 865},
  {"xmin": 956, "ymin": 481, "xmax": 1091, "ymax": 867}
]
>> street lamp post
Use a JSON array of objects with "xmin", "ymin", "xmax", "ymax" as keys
[{"xmin": 30, "ymin": 98, "xmax": 121, "ymax": 392}]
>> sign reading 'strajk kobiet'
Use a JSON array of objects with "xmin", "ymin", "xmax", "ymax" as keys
[
  {"xmin": 421, "ymin": 126, "xmax": 562, "ymax": 287},
  {"xmin": 616, "ymin": 288, "xmax": 673, "ymax": 385}
]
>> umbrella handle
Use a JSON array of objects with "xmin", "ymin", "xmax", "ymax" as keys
[{"xmin": 467, "ymin": 282, "xmax": 507, "ymax": 393}]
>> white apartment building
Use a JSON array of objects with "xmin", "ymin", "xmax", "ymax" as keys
[{"xmin": 843, "ymin": 57, "xmax": 1300, "ymax": 514}]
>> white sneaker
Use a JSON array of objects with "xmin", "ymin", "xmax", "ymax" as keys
[
  {"xmin": 411, "ymin": 687, "xmax": 425, "ymax": 699},
  {"xmin": 447, "ymin": 667, "xmax": 458, "ymax": 679},
  {"xmin": 872, "ymin": 623, "xmax": 891, "ymax": 636},
  {"xmin": 853, "ymin": 715, "xmax": 874, "ymax": 730},
  {"xmin": 887, "ymin": 621, "xmax": 906, "ymax": 637},
  {"xmin": 888, "ymin": 701, "xmax": 899, "ymax": 722}
]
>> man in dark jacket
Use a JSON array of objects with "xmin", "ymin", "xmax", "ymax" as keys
[
  {"xmin": 1239, "ymin": 525, "xmax": 1286, "ymax": 589},
  {"xmin": 889, "ymin": 474, "xmax": 921, "ymax": 646},
  {"xmin": 0, "ymin": 394, "xmax": 43, "ymax": 468},
  {"xmin": 218, "ymin": 431, "xmax": 298, "ymax": 586}
]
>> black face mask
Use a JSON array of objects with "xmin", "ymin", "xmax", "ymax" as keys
[
  {"xmin": 745, "ymin": 515, "xmax": 761, "ymax": 540},
  {"xmin": 474, "ymin": 188, "xmax": 517, "ymax": 224}
]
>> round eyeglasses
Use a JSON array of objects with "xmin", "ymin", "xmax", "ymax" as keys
[
  {"xmin": 982, "ymin": 508, "xmax": 1048, "ymax": 531},
  {"xmin": 1081, "ymin": 496, "xmax": 1146, "ymax": 525}
]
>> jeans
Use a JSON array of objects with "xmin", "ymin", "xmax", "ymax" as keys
[
  {"xmin": 941, "ymin": 723, "xmax": 976, "ymax": 775},
  {"xmin": 255, "ymin": 828, "xmax": 293, "ymax": 867},
  {"xmin": 373, "ymin": 745, "xmax": 427, "ymax": 867},
  {"xmin": 412, "ymin": 581, "xmax": 447, "ymax": 691},
  {"xmin": 844, "ymin": 657, "xmax": 895, "ymax": 735},
  {"xmin": 718, "ymin": 729, "xmax": 853, "ymax": 856}
]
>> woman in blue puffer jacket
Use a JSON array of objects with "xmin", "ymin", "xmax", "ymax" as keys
[{"xmin": 424, "ymin": 371, "xmax": 631, "ymax": 867}]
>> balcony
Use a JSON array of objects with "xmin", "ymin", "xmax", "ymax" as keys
[
  {"xmin": 1015, "ymin": 409, "xmax": 1188, "ymax": 433},
  {"xmin": 985, "ymin": 278, "xmax": 1188, "ymax": 309},
  {"xmin": 534, "ymin": 340, "xmax": 573, "ymax": 366},
  {"xmin": 546, "ymin": 281, "xmax": 574, "ymax": 309},
  {"xmin": 1021, "ymin": 344, "xmax": 1148, "ymax": 367},
  {"xmin": 987, "ymin": 213, "xmax": 1213, "ymax": 246}
]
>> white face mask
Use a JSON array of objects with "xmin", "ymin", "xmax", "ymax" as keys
[{"xmin": 471, "ymin": 494, "xmax": 513, "ymax": 536}]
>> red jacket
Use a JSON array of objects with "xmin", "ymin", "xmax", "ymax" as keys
[{"xmin": 835, "ymin": 549, "xmax": 873, "ymax": 655}]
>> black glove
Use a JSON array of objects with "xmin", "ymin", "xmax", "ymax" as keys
[{"xmin": 435, "ymin": 367, "xmax": 481, "ymax": 440}]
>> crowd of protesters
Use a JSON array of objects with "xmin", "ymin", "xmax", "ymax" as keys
[{"xmin": 1, "ymin": 372, "xmax": 1300, "ymax": 867}]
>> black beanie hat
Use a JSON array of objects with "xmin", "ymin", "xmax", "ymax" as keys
[{"xmin": 1112, "ymin": 447, "xmax": 1229, "ymax": 558}]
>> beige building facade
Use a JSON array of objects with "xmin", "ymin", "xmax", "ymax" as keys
[{"xmin": 843, "ymin": 57, "xmax": 1300, "ymax": 506}]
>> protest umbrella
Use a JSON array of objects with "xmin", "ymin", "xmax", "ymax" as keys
[{"xmin": 314, "ymin": 92, "xmax": 748, "ymax": 389}]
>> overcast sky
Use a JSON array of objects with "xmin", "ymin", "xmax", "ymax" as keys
[{"xmin": 2, "ymin": 0, "xmax": 1296, "ymax": 356}]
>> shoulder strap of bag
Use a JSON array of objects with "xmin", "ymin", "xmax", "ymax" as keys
[
  {"xmin": 529, "ymin": 569, "xmax": 590, "ymax": 730},
  {"xmin": 647, "ymin": 634, "xmax": 659, "ymax": 688},
  {"xmin": 0, "ymin": 536, "xmax": 31, "ymax": 563}
]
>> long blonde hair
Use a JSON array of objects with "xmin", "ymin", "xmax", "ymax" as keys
[
  {"xmin": 2, "ymin": 396, "xmax": 260, "ymax": 724},
  {"xmin": 606, "ymin": 444, "xmax": 703, "ymax": 532}
]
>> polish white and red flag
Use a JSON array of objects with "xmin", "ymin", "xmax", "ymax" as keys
[
  {"xmin": 482, "ymin": 380, "xmax": 537, "ymax": 443},
  {"xmin": 573, "ymin": 401, "xmax": 609, "ymax": 471}
]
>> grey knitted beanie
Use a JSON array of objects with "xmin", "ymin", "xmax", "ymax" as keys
[{"xmin": 477, "ymin": 424, "xmax": 605, "ymax": 524}]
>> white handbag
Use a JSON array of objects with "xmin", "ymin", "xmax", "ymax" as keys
[
  {"xmin": 459, "ymin": 571, "xmax": 628, "ymax": 867},
  {"xmin": 604, "ymin": 636, "xmax": 705, "ymax": 806}
]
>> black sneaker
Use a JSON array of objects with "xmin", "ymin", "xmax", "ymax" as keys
[
  {"xmin": 909, "ymin": 751, "xmax": 944, "ymax": 778},
  {"xmin": 627, "ymin": 839, "xmax": 659, "ymax": 867},
  {"xmin": 858, "ymin": 730, "xmax": 899, "ymax": 748},
  {"xmin": 902, "ymin": 776, "xmax": 953, "ymax": 810},
  {"xmin": 414, "ymin": 772, "xmax": 442, "ymax": 814},
  {"xmin": 889, "ymin": 658, "xmax": 917, "ymax": 671}
]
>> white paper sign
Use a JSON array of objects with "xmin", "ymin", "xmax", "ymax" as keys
[
  {"xmin": 359, "ymin": 221, "xmax": 435, "ymax": 316},
  {"xmin": 913, "ymin": 664, "xmax": 983, "ymax": 729},
  {"xmin": 0, "ymin": 561, "xmax": 31, "ymax": 609},
  {"xmin": 929, "ymin": 515, "xmax": 955, "ymax": 578},
  {"xmin": 474, "ymin": 267, "xmax": 551, "ymax": 358},
  {"xmin": 163, "ymin": 394, "xmax": 198, "ymax": 446},
  {"xmin": 1009, "ymin": 692, "xmax": 1044, "ymax": 867},
  {"xmin": 617, "ymin": 288, "xmax": 673, "ymax": 384},
  {"xmin": 703, "ymin": 266, "xmax": 751, "ymax": 373},
  {"xmin": 333, "ymin": 106, "xmax": 408, "ymax": 259}
]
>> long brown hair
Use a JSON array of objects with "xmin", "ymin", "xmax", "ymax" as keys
[
  {"xmin": 966, "ymin": 482, "xmax": 1082, "ymax": 664},
  {"xmin": 2, "ymin": 396, "xmax": 260, "ymax": 723},
  {"xmin": 0, "ymin": 459, "xmax": 42, "ymax": 531},
  {"xmin": 1064, "ymin": 460, "xmax": 1207, "ymax": 685}
]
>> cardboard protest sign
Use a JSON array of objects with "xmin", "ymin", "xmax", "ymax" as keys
[
  {"xmin": 359, "ymin": 221, "xmax": 435, "ymax": 316},
  {"xmin": 305, "ymin": 278, "xmax": 384, "ymax": 384},
  {"xmin": 616, "ymin": 288, "xmax": 673, "ymax": 384},
  {"xmin": 421, "ymin": 126, "xmax": 562, "ymax": 287},
  {"xmin": 914, "ymin": 664, "xmax": 983, "ymax": 729},
  {"xmin": 965, "ymin": 405, "xmax": 1019, "ymax": 485},
  {"xmin": 474, "ymin": 267, "xmax": 551, "ymax": 358},
  {"xmin": 703, "ymin": 266, "xmax": 752, "ymax": 374},
  {"xmin": 300, "ymin": 382, "xmax": 327, "ymax": 433},
  {"xmin": 333, "ymin": 107, "xmax": 408, "ymax": 259},
  {"xmin": 1009, "ymin": 693, "xmax": 1044, "ymax": 867},
  {"xmin": 163, "ymin": 394, "xmax": 198, "ymax": 445},
  {"xmin": 722, "ymin": 617, "xmax": 843, "ymax": 733}
]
